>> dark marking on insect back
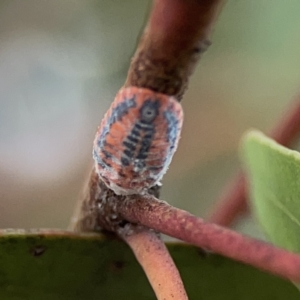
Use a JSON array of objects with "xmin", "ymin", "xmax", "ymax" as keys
[
  {"xmin": 94, "ymin": 95, "xmax": 137, "ymax": 171},
  {"xmin": 93, "ymin": 150, "xmax": 112, "ymax": 169},
  {"xmin": 136, "ymin": 152, "xmax": 148, "ymax": 160},
  {"xmin": 144, "ymin": 133, "xmax": 153, "ymax": 139},
  {"xmin": 121, "ymin": 157, "xmax": 130, "ymax": 166},
  {"xmin": 134, "ymin": 159, "xmax": 145, "ymax": 170},
  {"xmin": 139, "ymin": 136, "xmax": 152, "ymax": 152},
  {"xmin": 120, "ymin": 124, "xmax": 155, "ymax": 168},
  {"xmin": 135, "ymin": 121, "xmax": 153, "ymax": 132},
  {"xmin": 112, "ymin": 96, "xmax": 137, "ymax": 123},
  {"xmin": 96, "ymin": 96, "xmax": 136, "ymax": 150},
  {"xmin": 164, "ymin": 110, "xmax": 179, "ymax": 146},
  {"xmin": 119, "ymin": 99, "xmax": 161, "ymax": 169},
  {"xmin": 93, "ymin": 150, "xmax": 106, "ymax": 168},
  {"xmin": 131, "ymin": 128, "xmax": 140, "ymax": 138},
  {"xmin": 102, "ymin": 141, "xmax": 114, "ymax": 150},
  {"xmin": 127, "ymin": 135, "xmax": 139, "ymax": 144},
  {"xmin": 102, "ymin": 150, "xmax": 112, "ymax": 159},
  {"xmin": 135, "ymin": 124, "xmax": 155, "ymax": 162},
  {"xmin": 139, "ymin": 99, "xmax": 160, "ymax": 123},
  {"xmin": 123, "ymin": 141, "xmax": 136, "ymax": 152},
  {"xmin": 103, "ymin": 159, "xmax": 112, "ymax": 168},
  {"xmin": 123, "ymin": 149, "xmax": 133, "ymax": 159}
]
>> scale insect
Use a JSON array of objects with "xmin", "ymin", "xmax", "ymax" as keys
[{"xmin": 93, "ymin": 87, "xmax": 183, "ymax": 195}]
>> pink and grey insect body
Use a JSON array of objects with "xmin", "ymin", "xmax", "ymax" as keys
[{"xmin": 93, "ymin": 87, "xmax": 183, "ymax": 195}]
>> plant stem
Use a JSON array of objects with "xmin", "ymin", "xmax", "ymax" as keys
[
  {"xmin": 119, "ymin": 194, "xmax": 300, "ymax": 282},
  {"xmin": 207, "ymin": 95, "xmax": 300, "ymax": 226},
  {"xmin": 206, "ymin": 172, "xmax": 247, "ymax": 226},
  {"xmin": 72, "ymin": 177, "xmax": 300, "ymax": 283},
  {"xmin": 71, "ymin": 0, "xmax": 226, "ymax": 229},
  {"xmin": 122, "ymin": 227, "xmax": 188, "ymax": 300},
  {"xmin": 71, "ymin": 0, "xmax": 226, "ymax": 234},
  {"xmin": 124, "ymin": 0, "xmax": 225, "ymax": 99},
  {"xmin": 70, "ymin": 171, "xmax": 189, "ymax": 299},
  {"xmin": 71, "ymin": 1, "xmax": 226, "ymax": 297}
]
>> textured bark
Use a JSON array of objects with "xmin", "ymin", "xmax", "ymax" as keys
[{"xmin": 124, "ymin": 0, "xmax": 224, "ymax": 100}]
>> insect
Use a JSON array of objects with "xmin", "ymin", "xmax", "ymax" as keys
[{"xmin": 93, "ymin": 87, "xmax": 183, "ymax": 195}]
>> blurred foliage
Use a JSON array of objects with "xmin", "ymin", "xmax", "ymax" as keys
[
  {"xmin": 242, "ymin": 130, "xmax": 300, "ymax": 252},
  {"xmin": 242, "ymin": 130, "xmax": 300, "ymax": 291}
]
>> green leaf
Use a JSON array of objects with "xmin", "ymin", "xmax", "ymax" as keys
[
  {"xmin": 242, "ymin": 130, "xmax": 300, "ymax": 252},
  {"xmin": 0, "ymin": 230, "xmax": 298, "ymax": 299}
]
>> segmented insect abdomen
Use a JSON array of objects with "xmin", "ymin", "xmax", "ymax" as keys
[{"xmin": 93, "ymin": 87, "xmax": 183, "ymax": 195}]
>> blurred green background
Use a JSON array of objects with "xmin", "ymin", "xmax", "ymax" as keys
[{"xmin": 0, "ymin": 0, "xmax": 300, "ymax": 235}]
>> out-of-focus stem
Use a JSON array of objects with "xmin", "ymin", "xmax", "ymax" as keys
[
  {"xmin": 69, "ymin": 167, "xmax": 100, "ymax": 232},
  {"xmin": 122, "ymin": 227, "xmax": 188, "ymax": 300},
  {"xmin": 206, "ymin": 172, "xmax": 247, "ymax": 226},
  {"xmin": 207, "ymin": 95, "xmax": 300, "ymax": 226}
]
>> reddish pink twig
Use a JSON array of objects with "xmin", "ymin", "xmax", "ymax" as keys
[
  {"xmin": 207, "ymin": 95, "xmax": 300, "ymax": 226},
  {"xmin": 119, "ymin": 194, "xmax": 300, "ymax": 282},
  {"xmin": 123, "ymin": 227, "xmax": 188, "ymax": 300},
  {"xmin": 72, "ymin": 176, "xmax": 300, "ymax": 282},
  {"xmin": 125, "ymin": 0, "xmax": 225, "ymax": 99}
]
